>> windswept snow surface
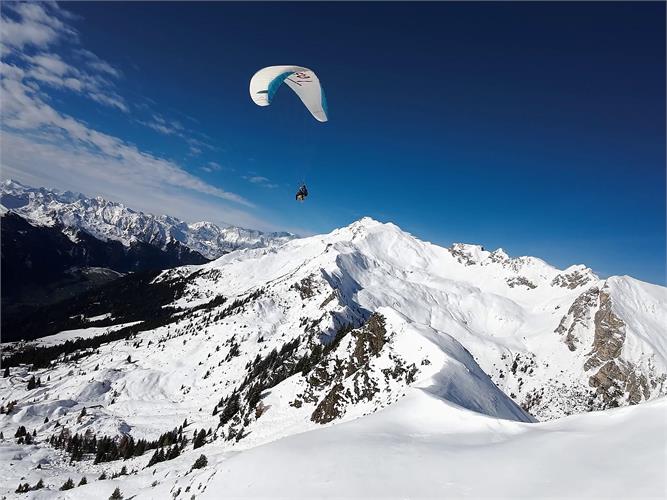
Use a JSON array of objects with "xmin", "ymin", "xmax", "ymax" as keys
[{"xmin": 203, "ymin": 391, "xmax": 667, "ymax": 499}]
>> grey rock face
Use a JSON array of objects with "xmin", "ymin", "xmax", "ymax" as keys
[
  {"xmin": 506, "ymin": 276, "xmax": 537, "ymax": 289},
  {"xmin": 299, "ymin": 314, "xmax": 418, "ymax": 425},
  {"xmin": 588, "ymin": 360, "xmax": 650, "ymax": 406},
  {"xmin": 584, "ymin": 290, "xmax": 626, "ymax": 370},
  {"xmin": 582, "ymin": 290, "xmax": 652, "ymax": 407},
  {"xmin": 447, "ymin": 244, "xmax": 476, "ymax": 266},
  {"xmin": 552, "ymin": 270, "xmax": 593, "ymax": 289},
  {"xmin": 555, "ymin": 287, "xmax": 600, "ymax": 351}
]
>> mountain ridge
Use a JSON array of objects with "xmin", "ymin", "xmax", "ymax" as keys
[
  {"xmin": 1, "ymin": 214, "xmax": 665, "ymax": 499},
  {"xmin": 1, "ymin": 179, "xmax": 295, "ymax": 259}
]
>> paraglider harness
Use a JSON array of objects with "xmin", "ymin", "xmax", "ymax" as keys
[{"xmin": 295, "ymin": 184, "xmax": 308, "ymax": 202}]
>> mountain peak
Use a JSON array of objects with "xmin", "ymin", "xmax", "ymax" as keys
[
  {"xmin": 354, "ymin": 216, "xmax": 383, "ymax": 227},
  {"xmin": 340, "ymin": 216, "xmax": 387, "ymax": 234}
]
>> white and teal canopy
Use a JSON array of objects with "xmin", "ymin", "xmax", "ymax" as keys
[{"xmin": 249, "ymin": 65, "xmax": 328, "ymax": 123}]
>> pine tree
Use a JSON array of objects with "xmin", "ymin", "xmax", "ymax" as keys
[
  {"xmin": 3, "ymin": 366, "xmax": 9, "ymax": 378},
  {"xmin": 33, "ymin": 478, "xmax": 44, "ymax": 490},
  {"xmin": 118, "ymin": 434, "xmax": 135, "ymax": 459},
  {"xmin": 192, "ymin": 454, "xmax": 208, "ymax": 469},
  {"xmin": 60, "ymin": 478, "xmax": 75, "ymax": 490},
  {"xmin": 147, "ymin": 449, "xmax": 162, "ymax": 467},
  {"xmin": 78, "ymin": 477, "xmax": 88, "ymax": 486},
  {"xmin": 167, "ymin": 445, "xmax": 180, "ymax": 460},
  {"xmin": 193, "ymin": 429, "xmax": 206, "ymax": 449},
  {"xmin": 109, "ymin": 486, "xmax": 123, "ymax": 499},
  {"xmin": 27, "ymin": 375, "xmax": 37, "ymax": 390},
  {"xmin": 219, "ymin": 393, "xmax": 240, "ymax": 426},
  {"xmin": 134, "ymin": 439, "xmax": 146, "ymax": 457}
]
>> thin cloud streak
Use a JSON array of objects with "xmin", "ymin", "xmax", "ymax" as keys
[
  {"xmin": 243, "ymin": 175, "xmax": 279, "ymax": 189},
  {"xmin": 0, "ymin": 1, "xmax": 275, "ymax": 229},
  {"xmin": 1, "ymin": 132, "xmax": 274, "ymax": 231}
]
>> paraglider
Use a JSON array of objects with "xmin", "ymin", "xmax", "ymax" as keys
[
  {"xmin": 295, "ymin": 184, "xmax": 308, "ymax": 202},
  {"xmin": 249, "ymin": 65, "xmax": 328, "ymax": 122},
  {"xmin": 250, "ymin": 66, "xmax": 327, "ymax": 202}
]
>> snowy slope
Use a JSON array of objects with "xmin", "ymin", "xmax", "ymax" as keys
[
  {"xmin": 172, "ymin": 217, "xmax": 667, "ymax": 419},
  {"xmin": 1, "ymin": 179, "xmax": 294, "ymax": 258},
  {"xmin": 1, "ymin": 216, "xmax": 666, "ymax": 498},
  {"xmin": 201, "ymin": 391, "xmax": 667, "ymax": 499}
]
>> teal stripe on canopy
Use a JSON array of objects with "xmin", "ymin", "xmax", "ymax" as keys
[
  {"xmin": 267, "ymin": 71, "xmax": 294, "ymax": 103},
  {"xmin": 320, "ymin": 88, "xmax": 329, "ymax": 120}
]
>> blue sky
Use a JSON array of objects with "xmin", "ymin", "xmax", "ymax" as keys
[{"xmin": 1, "ymin": 2, "xmax": 665, "ymax": 284}]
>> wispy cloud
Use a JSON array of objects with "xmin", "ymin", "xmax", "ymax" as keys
[
  {"xmin": 1, "ymin": 70, "xmax": 252, "ymax": 206},
  {"xmin": 243, "ymin": 175, "xmax": 279, "ymax": 189},
  {"xmin": 139, "ymin": 113, "xmax": 184, "ymax": 136},
  {"xmin": 24, "ymin": 51, "xmax": 128, "ymax": 112},
  {"xmin": 75, "ymin": 48, "xmax": 122, "ymax": 79},
  {"xmin": 2, "ymin": 3, "xmax": 127, "ymax": 112},
  {"xmin": 1, "ymin": 2, "xmax": 76, "ymax": 51},
  {"xmin": 201, "ymin": 161, "xmax": 232, "ymax": 173},
  {"xmin": 1, "ymin": 131, "xmax": 271, "ymax": 229},
  {"xmin": 0, "ymin": 2, "xmax": 272, "ymax": 229},
  {"xmin": 137, "ymin": 112, "xmax": 215, "ymax": 157}
]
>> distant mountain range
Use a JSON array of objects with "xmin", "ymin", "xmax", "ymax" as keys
[
  {"xmin": 1, "ymin": 179, "xmax": 295, "ymax": 259},
  {"xmin": 1, "ymin": 179, "xmax": 295, "ymax": 332}
]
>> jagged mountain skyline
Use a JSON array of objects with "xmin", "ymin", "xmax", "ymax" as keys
[{"xmin": 1, "ymin": 179, "xmax": 295, "ymax": 259}]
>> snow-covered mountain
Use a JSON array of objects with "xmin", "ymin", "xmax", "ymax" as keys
[
  {"xmin": 1, "ymin": 217, "xmax": 665, "ymax": 498},
  {"xmin": 1, "ymin": 179, "xmax": 295, "ymax": 259}
]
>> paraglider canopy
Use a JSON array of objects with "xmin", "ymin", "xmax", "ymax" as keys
[
  {"xmin": 249, "ymin": 65, "xmax": 328, "ymax": 122},
  {"xmin": 295, "ymin": 184, "xmax": 308, "ymax": 202}
]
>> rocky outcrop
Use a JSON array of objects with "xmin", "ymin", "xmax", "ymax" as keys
[
  {"xmin": 581, "ymin": 290, "xmax": 648, "ymax": 407},
  {"xmin": 349, "ymin": 314, "xmax": 387, "ymax": 373},
  {"xmin": 293, "ymin": 313, "xmax": 418, "ymax": 425},
  {"xmin": 506, "ymin": 276, "xmax": 537, "ymax": 289},
  {"xmin": 555, "ymin": 287, "xmax": 600, "ymax": 351},
  {"xmin": 293, "ymin": 275, "xmax": 317, "ymax": 300},
  {"xmin": 447, "ymin": 244, "xmax": 476, "ymax": 266},
  {"xmin": 311, "ymin": 383, "xmax": 346, "ymax": 424},
  {"xmin": 552, "ymin": 269, "xmax": 593, "ymax": 289},
  {"xmin": 589, "ymin": 360, "xmax": 650, "ymax": 406},
  {"xmin": 584, "ymin": 291, "xmax": 625, "ymax": 370}
]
